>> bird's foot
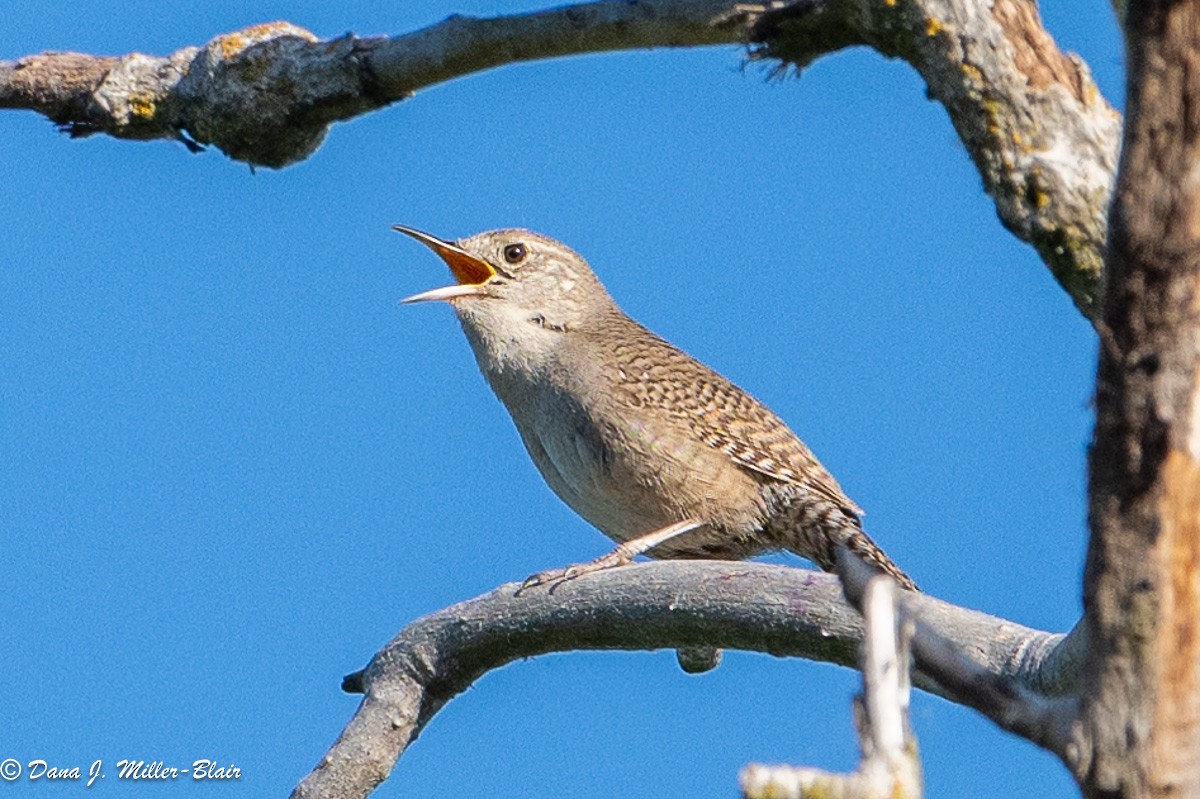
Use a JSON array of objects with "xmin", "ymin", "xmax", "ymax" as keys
[
  {"xmin": 516, "ymin": 520, "xmax": 704, "ymax": 595},
  {"xmin": 517, "ymin": 548, "xmax": 634, "ymax": 594}
]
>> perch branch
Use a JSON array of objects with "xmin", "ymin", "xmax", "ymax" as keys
[{"xmin": 292, "ymin": 560, "xmax": 1076, "ymax": 799}]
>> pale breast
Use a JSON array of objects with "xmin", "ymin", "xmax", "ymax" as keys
[{"xmin": 514, "ymin": 384, "xmax": 683, "ymax": 542}]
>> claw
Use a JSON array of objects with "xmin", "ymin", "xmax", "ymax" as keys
[{"xmin": 516, "ymin": 566, "xmax": 569, "ymax": 595}]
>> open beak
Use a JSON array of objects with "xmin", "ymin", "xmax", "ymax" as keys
[{"xmin": 393, "ymin": 225, "xmax": 495, "ymax": 304}]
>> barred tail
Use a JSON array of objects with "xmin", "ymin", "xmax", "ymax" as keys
[
  {"xmin": 769, "ymin": 494, "xmax": 918, "ymax": 592},
  {"xmin": 840, "ymin": 526, "xmax": 919, "ymax": 592}
]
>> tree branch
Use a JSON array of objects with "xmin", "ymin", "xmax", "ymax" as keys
[
  {"xmin": 754, "ymin": 0, "xmax": 1119, "ymax": 317},
  {"xmin": 1, "ymin": 0, "xmax": 1116, "ymax": 316},
  {"xmin": 0, "ymin": 3, "xmax": 757, "ymax": 168},
  {"xmin": 291, "ymin": 560, "xmax": 1075, "ymax": 799}
]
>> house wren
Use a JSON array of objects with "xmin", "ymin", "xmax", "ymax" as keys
[{"xmin": 396, "ymin": 226, "xmax": 917, "ymax": 595}]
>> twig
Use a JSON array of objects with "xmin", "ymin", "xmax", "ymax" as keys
[{"xmin": 741, "ymin": 576, "xmax": 923, "ymax": 799}]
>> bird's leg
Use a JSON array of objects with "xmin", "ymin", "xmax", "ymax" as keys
[{"xmin": 519, "ymin": 518, "xmax": 703, "ymax": 592}]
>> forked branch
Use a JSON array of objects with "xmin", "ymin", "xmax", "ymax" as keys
[{"xmin": 838, "ymin": 549, "xmax": 1081, "ymax": 760}]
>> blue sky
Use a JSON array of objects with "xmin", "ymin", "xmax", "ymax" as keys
[{"xmin": 1, "ymin": 2, "xmax": 1119, "ymax": 796}]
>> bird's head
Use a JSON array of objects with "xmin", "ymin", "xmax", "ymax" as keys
[{"xmin": 395, "ymin": 226, "xmax": 615, "ymax": 337}]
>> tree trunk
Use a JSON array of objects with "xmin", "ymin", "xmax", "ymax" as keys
[{"xmin": 1078, "ymin": 0, "xmax": 1200, "ymax": 795}]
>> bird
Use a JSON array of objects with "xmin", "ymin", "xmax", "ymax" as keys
[{"xmin": 395, "ymin": 225, "xmax": 917, "ymax": 601}]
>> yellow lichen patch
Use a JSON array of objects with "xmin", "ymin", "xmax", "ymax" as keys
[
  {"xmin": 980, "ymin": 98, "xmax": 1004, "ymax": 137},
  {"xmin": 213, "ymin": 21, "xmax": 317, "ymax": 60},
  {"xmin": 884, "ymin": 0, "xmax": 897, "ymax": 7},
  {"xmin": 247, "ymin": 21, "xmax": 315, "ymax": 42},
  {"xmin": 128, "ymin": 94, "xmax": 156, "ymax": 120},
  {"xmin": 1012, "ymin": 131, "xmax": 1023, "ymax": 146},
  {"xmin": 244, "ymin": 22, "xmax": 287, "ymax": 38},
  {"xmin": 218, "ymin": 33, "xmax": 247, "ymax": 60},
  {"xmin": 1034, "ymin": 191, "xmax": 1050, "ymax": 209},
  {"xmin": 960, "ymin": 63, "xmax": 983, "ymax": 83},
  {"xmin": 926, "ymin": 17, "xmax": 942, "ymax": 36}
]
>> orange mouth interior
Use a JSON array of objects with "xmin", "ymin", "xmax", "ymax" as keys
[
  {"xmin": 427, "ymin": 239, "xmax": 495, "ymax": 286},
  {"xmin": 394, "ymin": 225, "xmax": 496, "ymax": 286}
]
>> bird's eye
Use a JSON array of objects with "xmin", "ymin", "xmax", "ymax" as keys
[{"xmin": 503, "ymin": 243, "xmax": 527, "ymax": 264}]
